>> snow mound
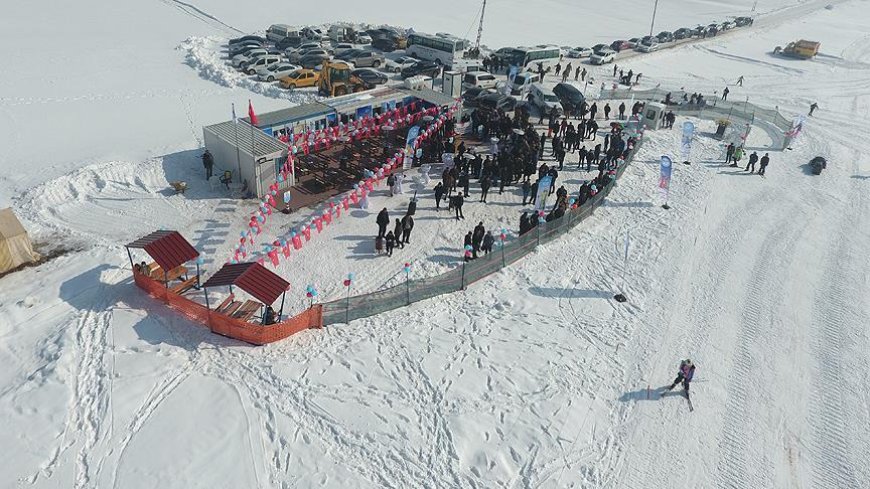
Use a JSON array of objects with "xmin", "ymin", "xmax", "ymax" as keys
[{"xmin": 178, "ymin": 36, "xmax": 319, "ymax": 104}]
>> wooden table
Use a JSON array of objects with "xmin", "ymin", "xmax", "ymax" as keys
[
  {"xmin": 233, "ymin": 300, "xmax": 261, "ymax": 323},
  {"xmin": 148, "ymin": 263, "xmax": 188, "ymax": 283}
]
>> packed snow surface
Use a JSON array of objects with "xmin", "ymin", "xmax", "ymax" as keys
[{"xmin": 2, "ymin": 0, "xmax": 870, "ymax": 488}]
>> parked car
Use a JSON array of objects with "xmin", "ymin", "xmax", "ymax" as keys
[
  {"xmin": 371, "ymin": 37, "xmax": 399, "ymax": 52},
  {"xmin": 589, "ymin": 49, "xmax": 616, "ymax": 65},
  {"xmin": 509, "ymin": 71, "xmax": 541, "ymax": 95},
  {"xmin": 477, "ymin": 93, "xmax": 517, "ymax": 112},
  {"xmin": 301, "ymin": 27, "xmax": 327, "ymax": 42},
  {"xmin": 706, "ymin": 24, "xmax": 720, "ymax": 36},
  {"xmin": 229, "ymin": 42, "xmax": 265, "ymax": 58},
  {"xmin": 345, "ymin": 50, "xmax": 384, "ymax": 68},
  {"xmin": 332, "ymin": 43, "xmax": 357, "ymax": 56},
  {"xmin": 691, "ymin": 25, "xmax": 707, "ymax": 37},
  {"xmin": 232, "ymin": 48, "xmax": 269, "ymax": 67},
  {"xmin": 719, "ymin": 21, "xmax": 735, "ymax": 31},
  {"xmin": 637, "ymin": 42, "xmax": 662, "ymax": 53},
  {"xmin": 229, "ymin": 35, "xmax": 265, "ymax": 46},
  {"xmin": 552, "ymin": 82, "xmax": 585, "ymax": 114},
  {"xmin": 298, "ymin": 53, "xmax": 330, "ymax": 69},
  {"xmin": 384, "ymin": 55, "xmax": 419, "ymax": 73},
  {"xmin": 352, "ymin": 68, "xmax": 388, "ymax": 86},
  {"xmin": 591, "ymin": 43, "xmax": 609, "ymax": 54},
  {"xmin": 335, "ymin": 49, "xmax": 363, "ymax": 61},
  {"xmin": 610, "ymin": 40, "xmax": 631, "ymax": 52},
  {"xmin": 229, "ymin": 39, "xmax": 262, "ymax": 53},
  {"xmin": 462, "ymin": 71, "xmax": 498, "ymax": 90},
  {"xmin": 356, "ymin": 34, "xmax": 373, "ymax": 45},
  {"xmin": 244, "ymin": 54, "xmax": 282, "ymax": 75},
  {"xmin": 626, "ymin": 37, "xmax": 641, "ymax": 48},
  {"xmin": 640, "ymin": 35, "xmax": 657, "ymax": 47},
  {"xmin": 266, "ymin": 24, "xmax": 298, "ymax": 43},
  {"xmin": 529, "ymin": 83, "xmax": 563, "ymax": 115},
  {"xmin": 400, "ymin": 60, "xmax": 441, "ymax": 79},
  {"xmin": 493, "ymin": 47, "xmax": 519, "ymax": 63},
  {"xmin": 656, "ymin": 31, "xmax": 675, "ymax": 43},
  {"xmin": 278, "ymin": 69, "xmax": 319, "ymax": 89},
  {"xmin": 809, "ymin": 156, "xmax": 827, "ymax": 175},
  {"xmin": 276, "ymin": 36, "xmax": 304, "ymax": 51},
  {"xmin": 568, "ymin": 46, "xmax": 593, "ymax": 58},
  {"xmin": 257, "ymin": 62, "xmax": 299, "ymax": 82},
  {"xmin": 735, "ymin": 16, "xmax": 754, "ymax": 27},
  {"xmin": 461, "ymin": 87, "xmax": 493, "ymax": 108},
  {"xmin": 674, "ymin": 28, "xmax": 693, "ymax": 40},
  {"xmin": 289, "ymin": 48, "xmax": 328, "ymax": 63}
]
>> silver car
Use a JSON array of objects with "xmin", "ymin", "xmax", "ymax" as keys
[
  {"xmin": 346, "ymin": 50, "xmax": 384, "ymax": 68},
  {"xmin": 232, "ymin": 48, "xmax": 268, "ymax": 67},
  {"xmin": 288, "ymin": 48, "xmax": 329, "ymax": 64},
  {"xmin": 256, "ymin": 62, "xmax": 300, "ymax": 81}
]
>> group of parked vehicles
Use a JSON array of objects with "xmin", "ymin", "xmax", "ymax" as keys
[{"xmin": 564, "ymin": 16, "xmax": 754, "ymax": 64}]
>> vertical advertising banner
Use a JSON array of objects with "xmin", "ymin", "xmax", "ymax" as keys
[
  {"xmin": 681, "ymin": 121, "xmax": 695, "ymax": 162},
  {"xmin": 535, "ymin": 175, "xmax": 553, "ymax": 212},
  {"xmin": 659, "ymin": 155, "xmax": 673, "ymax": 202}
]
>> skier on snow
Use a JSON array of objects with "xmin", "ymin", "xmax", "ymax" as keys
[{"xmin": 667, "ymin": 359, "xmax": 696, "ymax": 395}]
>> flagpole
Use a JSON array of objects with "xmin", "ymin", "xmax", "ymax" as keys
[
  {"xmin": 249, "ymin": 100, "xmax": 256, "ymax": 188},
  {"xmin": 232, "ymin": 103, "xmax": 242, "ymax": 179}
]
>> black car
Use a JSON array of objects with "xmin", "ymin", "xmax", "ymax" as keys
[
  {"xmin": 706, "ymin": 24, "xmax": 719, "ymax": 36},
  {"xmin": 735, "ymin": 16, "xmax": 754, "ymax": 27},
  {"xmin": 372, "ymin": 37, "xmax": 399, "ymax": 52},
  {"xmin": 674, "ymin": 28, "xmax": 693, "ymax": 40},
  {"xmin": 299, "ymin": 53, "xmax": 329, "ymax": 69},
  {"xmin": 477, "ymin": 93, "xmax": 517, "ymax": 112},
  {"xmin": 352, "ymin": 68, "xmax": 388, "ymax": 86},
  {"xmin": 229, "ymin": 41, "xmax": 264, "ymax": 56},
  {"xmin": 552, "ymin": 82, "xmax": 585, "ymax": 114},
  {"xmin": 335, "ymin": 49, "xmax": 364, "ymax": 61},
  {"xmin": 462, "ymin": 87, "xmax": 494, "ymax": 108},
  {"xmin": 640, "ymin": 35, "xmax": 657, "ymax": 47},
  {"xmin": 656, "ymin": 31, "xmax": 675, "ymax": 43},
  {"xmin": 810, "ymin": 156, "xmax": 827, "ymax": 175},
  {"xmin": 401, "ymin": 60, "xmax": 441, "ymax": 79},
  {"xmin": 276, "ymin": 36, "xmax": 303, "ymax": 50},
  {"xmin": 591, "ymin": 43, "xmax": 609, "ymax": 55},
  {"xmin": 229, "ymin": 35, "xmax": 265, "ymax": 46}
]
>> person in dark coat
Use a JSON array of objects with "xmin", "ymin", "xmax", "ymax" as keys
[
  {"xmin": 725, "ymin": 143, "xmax": 735, "ymax": 165},
  {"xmin": 589, "ymin": 103, "xmax": 598, "ymax": 121},
  {"xmin": 393, "ymin": 218, "xmax": 404, "ymax": 249},
  {"xmin": 376, "ymin": 208, "xmax": 390, "ymax": 238},
  {"xmin": 458, "ymin": 171, "xmax": 470, "ymax": 198},
  {"xmin": 201, "ymin": 150, "xmax": 214, "ymax": 179},
  {"xmin": 482, "ymin": 231, "xmax": 495, "ymax": 255},
  {"xmin": 529, "ymin": 179, "xmax": 539, "ymax": 205},
  {"xmin": 385, "ymin": 231, "xmax": 396, "ymax": 256},
  {"xmin": 463, "ymin": 231, "xmax": 473, "ymax": 262},
  {"xmin": 603, "ymin": 103, "xmax": 611, "ymax": 120},
  {"xmin": 434, "ymin": 182, "xmax": 445, "ymax": 210},
  {"xmin": 521, "ymin": 179, "xmax": 531, "ymax": 205},
  {"xmin": 745, "ymin": 151, "xmax": 759, "ymax": 173},
  {"xmin": 401, "ymin": 214, "xmax": 414, "ymax": 244},
  {"xmin": 618, "ymin": 102, "xmax": 626, "ymax": 120},
  {"xmin": 472, "ymin": 222, "xmax": 485, "ymax": 258},
  {"xmin": 759, "ymin": 153, "xmax": 770, "ymax": 175},
  {"xmin": 480, "ymin": 176, "xmax": 491, "ymax": 203},
  {"xmin": 587, "ymin": 120, "xmax": 599, "ymax": 140},
  {"xmin": 454, "ymin": 192, "xmax": 465, "ymax": 220},
  {"xmin": 519, "ymin": 211, "xmax": 530, "ymax": 235},
  {"xmin": 547, "ymin": 167, "xmax": 559, "ymax": 193}
]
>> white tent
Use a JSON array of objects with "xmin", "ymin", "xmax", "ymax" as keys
[{"xmin": 0, "ymin": 208, "xmax": 40, "ymax": 274}]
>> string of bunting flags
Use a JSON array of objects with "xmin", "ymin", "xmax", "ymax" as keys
[{"xmin": 229, "ymin": 101, "xmax": 461, "ymax": 269}]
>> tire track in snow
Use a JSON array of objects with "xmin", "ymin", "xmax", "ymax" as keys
[{"xmin": 156, "ymin": 0, "xmax": 243, "ymax": 35}]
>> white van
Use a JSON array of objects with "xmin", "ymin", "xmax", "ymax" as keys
[
  {"xmin": 462, "ymin": 71, "xmax": 498, "ymax": 90},
  {"xmin": 266, "ymin": 24, "xmax": 298, "ymax": 43},
  {"xmin": 243, "ymin": 54, "xmax": 282, "ymax": 75},
  {"xmin": 509, "ymin": 71, "xmax": 540, "ymax": 96},
  {"xmin": 529, "ymin": 83, "xmax": 563, "ymax": 115}
]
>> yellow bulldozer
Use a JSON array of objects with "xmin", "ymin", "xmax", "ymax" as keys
[
  {"xmin": 773, "ymin": 40, "xmax": 820, "ymax": 59},
  {"xmin": 317, "ymin": 60, "xmax": 368, "ymax": 97}
]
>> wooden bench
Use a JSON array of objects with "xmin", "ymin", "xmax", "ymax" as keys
[
  {"xmin": 215, "ymin": 293, "xmax": 235, "ymax": 312},
  {"xmin": 169, "ymin": 276, "xmax": 197, "ymax": 295},
  {"xmin": 220, "ymin": 301, "xmax": 242, "ymax": 317},
  {"xmin": 147, "ymin": 263, "xmax": 188, "ymax": 283},
  {"xmin": 233, "ymin": 300, "xmax": 261, "ymax": 323}
]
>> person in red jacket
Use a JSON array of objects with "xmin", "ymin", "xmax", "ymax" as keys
[{"xmin": 667, "ymin": 359, "xmax": 696, "ymax": 394}]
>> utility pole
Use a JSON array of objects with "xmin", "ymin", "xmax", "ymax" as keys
[
  {"xmin": 649, "ymin": 0, "xmax": 660, "ymax": 37},
  {"xmin": 752, "ymin": 0, "xmax": 758, "ymax": 13},
  {"xmin": 475, "ymin": 0, "xmax": 487, "ymax": 51}
]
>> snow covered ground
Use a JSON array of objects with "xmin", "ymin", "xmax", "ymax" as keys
[{"xmin": 3, "ymin": 0, "xmax": 870, "ymax": 487}]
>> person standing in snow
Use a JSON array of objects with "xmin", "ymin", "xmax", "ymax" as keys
[
  {"xmin": 725, "ymin": 143, "xmax": 735, "ymax": 165},
  {"xmin": 393, "ymin": 218, "xmax": 404, "ymax": 249},
  {"xmin": 480, "ymin": 175, "xmax": 491, "ymax": 203},
  {"xmin": 618, "ymin": 102, "xmax": 626, "ymax": 120},
  {"xmin": 721, "ymin": 87, "xmax": 730, "ymax": 101},
  {"xmin": 384, "ymin": 231, "xmax": 396, "ymax": 256},
  {"xmin": 472, "ymin": 222, "xmax": 485, "ymax": 258},
  {"xmin": 758, "ymin": 153, "xmax": 770, "ymax": 175},
  {"xmin": 482, "ymin": 231, "xmax": 495, "ymax": 255},
  {"xmin": 667, "ymin": 359, "xmax": 696, "ymax": 394},
  {"xmin": 809, "ymin": 102, "xmax": 819, "ymax": 116},
  {"xmin": 201, "ymin": 150, "xmax": 214, "ymax": 180},
  {"xmin": 434, "ymin": 182, "xmax": 445, "ymax": 210},
  {"xmin": 574, "ymin": 65, "xmax": 581, "ymax": 81},
  {"xmin": 454, "ymin": 192, "xmax": 465, "ymax": 220},
  {"xmin": 376, "ymin": 208, "xmax": 389, "ymax": 238},
  {"xmin": 581, "ymin": 67, "xmax": 587, "ymax": 81},
  {"xmin": 736, "ymin": 75, "xmax": 744, "ymax": 86},
  {"xmin": 401, "ymin": 214, "xmax": 414, "ymax": 244},
  {"xmin": 635, "ymin": 72, "xmax": 642, "ymax": 84},
  {"xmin": 555, "ymin": 62, "xmax": 562, "ymax": 77},
  {"xmin": 463, "ymin": 231, "xmax": 473, "ymax": 262},
  {"xmin": 745, "ymin": 151, "xmax": 758, "ymax": 173},
  {"xmin": 589, "ymin": 102, "xmax": 598, "ymax": 121},
  {"xmin": 603, "ymin": 103, "xmax": 611, "ymax": 120}
]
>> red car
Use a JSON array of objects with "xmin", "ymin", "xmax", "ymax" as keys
[{"xmin": 610, "ymin": 40, "xmax": 631, "ymax": 52}]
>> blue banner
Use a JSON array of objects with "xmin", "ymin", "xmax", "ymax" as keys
[
  {"xmin": 535, "ymin": 175, "xmax": 552, "ymax": 211},
  {"xmin": 659, "ymin": 155, "xmax": 673, "ymax": 201},
  {"xmin": 681, "ymin": 121, "xmax": 695, "ymax": 162},
  {"xmin": 404, "ymin": 125, "xmax": 421, "ymax": 158}
]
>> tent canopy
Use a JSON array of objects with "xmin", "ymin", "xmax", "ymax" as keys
[
  {"xmin": 126, "ymin": 230, "xmax": 199, "ymax": 272},
  {"xmin": 0, "ymin": 208, "xmax": 39, "ymax": 274},
  {"xmin": 202, "ymin": 262, "xmax": 290, "ymax": 305}
]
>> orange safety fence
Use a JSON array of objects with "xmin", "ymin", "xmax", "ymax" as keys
[{"xmin": 133, "ymin": 270, "xmax": 322, "ymax": 345}]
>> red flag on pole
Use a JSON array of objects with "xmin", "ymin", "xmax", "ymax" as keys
[{"xmin": 248, "ymin": 100, "xmax": 259, "ymax": 126}]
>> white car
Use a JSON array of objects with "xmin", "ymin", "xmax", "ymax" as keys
[
  {"xmin": 568, "ymin": 46, "xmax": 593, "ymax": 58},
  {"xmin": 356, "ymin": 34, "xmax": 372, "ymax": 45},
  {"xmin": 232, "ymin": 48, "xmax": 268, "ymax": 67},
  {"xmin": 244, "ymin": 54, "xmax": 281, "ymax": 74},
  {"xmin": 256, "ymin": 62, "xmax": 300, "ymax": 82},
  {"xmin": 384, "ymin": 55, "xmax": 419, "ymax": 73},
  {"xmin": 637, "ymin": 42, "xmax": 662, "ymax": 53},
  {"xmin": 589, "ymin": 49, "xmax": 616, "ymax": 65}
]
